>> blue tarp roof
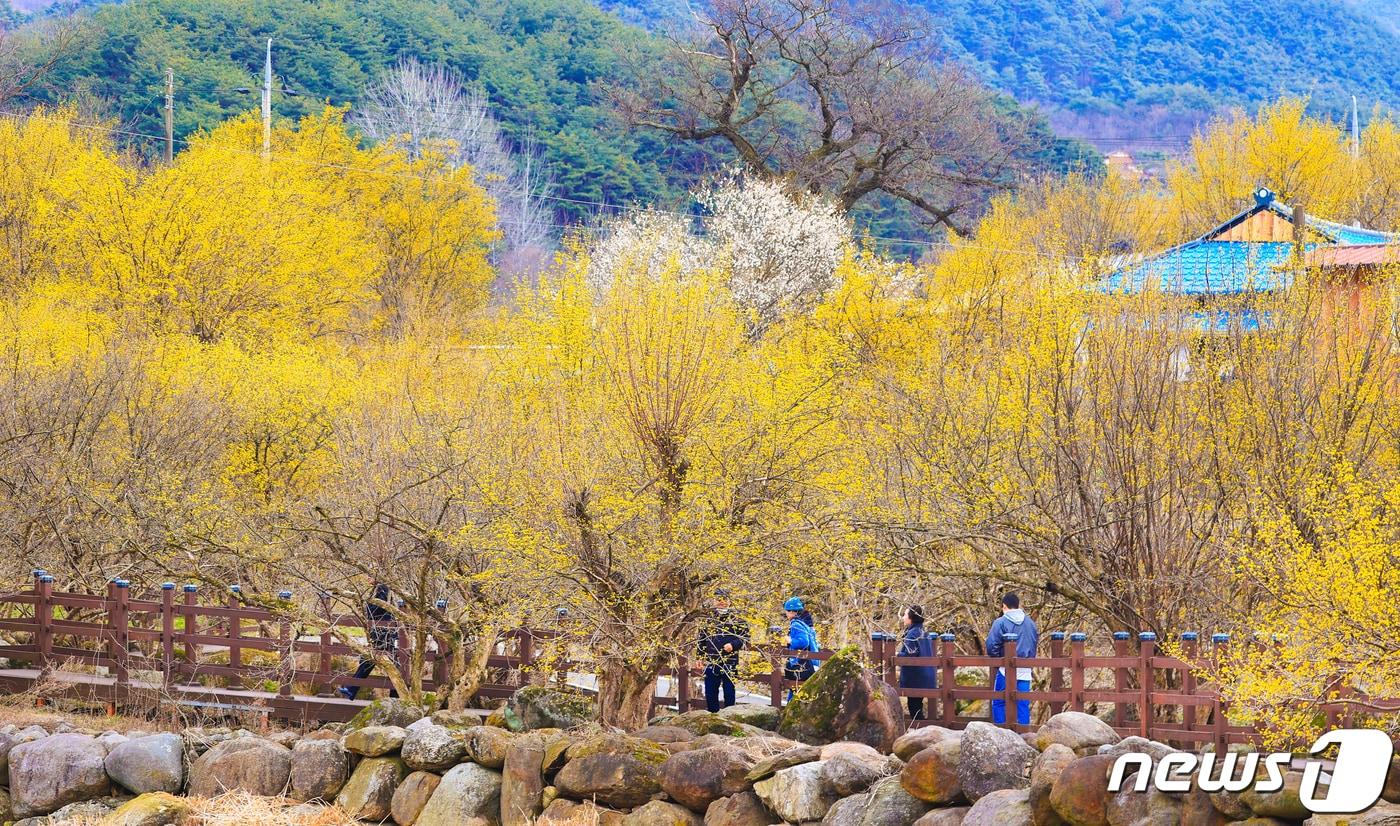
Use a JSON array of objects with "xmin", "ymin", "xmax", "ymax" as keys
[{"xmin": 1104, "ymin": 188, "xmax": 1399, "ymax": 296}]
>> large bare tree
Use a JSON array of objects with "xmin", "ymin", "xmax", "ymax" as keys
[{"xmin": 611, "ymin": 0, "xmax": 1026, "ymax": 233}]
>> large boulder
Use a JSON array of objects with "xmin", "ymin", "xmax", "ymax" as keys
[
  {"xmin": 1029, "ymin": 744, "xmax": 1075, "ymax": 826},
  {"xmin": 503, "ymin": 686, "xmax": 596, "ymax": 732},
  {"xmin": 465, "ymin": 726, "xmax": 516, "ymax": 769},
  {"xmin": 336, "ymin": 755, "xmax": 408, "ymax": 821},
  {"xmin": 501, "ymin": 735, "xmax": 546, "ymax": 826},
  {"xmin": 1105, "ymin": 772, "xmax": 1182, "ymax": 826},
  {"xmin": 1035, "ymin": 714, "xmax": 1121, "ymax": 755},
  {"xmin": 746, "ymin": 744, "xmax": 822, "ymax": 782},
  {"xmin": 103, "ymin": 733, "xmax": 184, "ymax": 795},
  {"xmin": 1097, "ymin": 738, "xmax": 1174, "ymax": 763},
  {"xmin": 345, "ymin": 697, "xmax": 427, "ymax": 731},
  {"xmin": 895, "ymin": 726, "xmax": 960, "ymax": 761},
  {"xmin": 703, "ymin": 791, "xmax": 773, "ymax": 826},
  {"xmin": 716, "ymin": 704, "xmax": 782, "ymax": 731},
  {"xmin": 820, "ymin": 750, "xmax": 895, "ymax": 797},
  {"xmin": 964, "ymin": 788, "xmax": 1035, "ymax": 826},
  {"xmin": 1240, "ymin": 771, "xmax": 1309, "ymax": 821},
  {"xmin": 668, "ymin": 711, "xmax": 753, "ymax": 738},
  {"xmin": 1049, "ymin": 754, "xmax": 1115, "ymax": 826},
  {"xmin": 391, "ymin": 770, "xmax": 441, "ymax": 826},
  {"xmin": 414, "ymin": 762, "xmax": 503, "ymax": 826},
  {"xmin": 660, "ymin": 745, "xmax": 757, "ymax": 812},
  {"xmin": 554, "ymin": 734, "xmax": 668, "ymax": 810},
  {"xmin": 538, "ymin": 798, "xmax": 625, "ymax": 825},
  {"xmin": 959, "ymin": 722, "xmax": 1038, "ymax": 802},
  {"xmin": 902, "ymin": 738, "xmax": 963, "ymax": 804},
  {"xmin": 778, "ymin": 647, "xmax": 904, "ymax": 753},
  {"xmin": 343, "ymin": 725, "xmax": 408, "ymax": 757},
  {"xmin": 8, "ymin": 734, "xmax": 111, "ymax": 818},
  {"xmin": 860, "ymin": 774, "xmax": 936, "ymax": 825},
  {"xmin": 290, "ymin": 738, "xmax": 351, "ymax": 802},
  {"xmin": 915, "ymin": 808, "xmax": 973, "ymax": 826},
  {"xmin": 623, "ymin": 800, "xmax": 705, "ymax": 825},
  {"xmin": 754, "ymin": 760, "xmax": 836, "ymax": 822},
  {"xmin": 187, "ymin": 737, "xmax": 292, "ymax": 798},
  {"xmin": 822, "ymin": 793, "xmax": 871, "ymax": 826},
  {"xmin": 402, "ymin": 724, "xmax": 467, "ymax": 772},
  {"xmin": 105, "ymin": 791, "xmax": 191, "ymax": 826}
]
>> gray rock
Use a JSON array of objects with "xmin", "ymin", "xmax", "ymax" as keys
[
  {"xmin": 554, "ymin": 735, "xmax": 668, "ymax": 810},
  {"xmin": 1036, "ymin": 713, "xmax": 1121, "ymax": 754},
  {"xmin": 963, "ymin": 788, "xmax": 1034, "ymax": 826},
  {"xmin": 623, "ymin": 800, "xmax": 704, "ymax": 825},
  {"xmin": 104, "ymin": 733, "xmax": 184, "ymax": 794},
  {"xmin": 290, "ymin": 738, "xmax": 350, "ymax": 802},
  {"xmin": 95, "ymin": 732, "xmax": 129, "ymax": 752},
  {"xmin": 859, "ymin": 774, "xmax": 935, "ymax": 825},
  {"xmin": 659, "ymin": 744, "xmax": 756, "ymax": 812},
  {"xmin": 415, "ymin": 762, "xmax": 503, "ymax": 826},
  {"xmin": 105, "ymin": 791, "xmax": 191, "ymax": 826},
  {"xmin": 186, "ymin": 737, "xmax": 291, "ymax": 798},
  {"xmin": 9, "ymin": 734, "xmax": 111, "ymax": 818},
  {"xmin": 344, "ymin": 698, "xmax": 427, "ymax": 731},
  {"xmin": 894, "ymin": 726, "xmax": 960, "ymax": 761},
  {"xmin": 402, "ymin": 724, "xmax": 467, "ymax": 772},
  {"xmin": 958, "ymin": 722, "xmax": 1037, "ymax": 802},
  {"xmin": 503, "ymin": 686, "xmax": 596, "ymax": 732},
  {"xmin": 702, "ymin": 790, "xmax": 773, "ymax": 826},
  {"xmin": 745, "ymin": 744, "xmax": 822, "ymax": 782},
  {"xmin": 335, "ymin": 755, "xmax": 408, "ymax": 821},
  {"xmin": 464, "ymin": 726, "xmax": 515, "ymax": 769},
  {"xmin": 715, "ymin": 704, "xmax": 782, "ymax": 731},
  {"xmin": 502, "ymin": 736, "xmax": 545, "ymax": 826},
  {"xmin": 914, "ymin": 807, "xmax": 972, "ymax": 826},
  {"xmin": 820, "ymin": 751, "xmax": 894, "ymax": 797},
  {"xmin": 1029, "ymin": 743, "xmax": 1075, "ymax": 826},
  {"xmin": 753, "ymin": 760, "xmax": 836, "ymax": 823},
  {"xmin": 821, "ymin": 793, "xmax": 871, "ymax": 826},
  {"xmin": 1097, "ymin": 737, "xmax": 1175, "ymax": 763},
  {"xmin": 343, "ymin": 725, "xmax": 408, "ymax": 757}
]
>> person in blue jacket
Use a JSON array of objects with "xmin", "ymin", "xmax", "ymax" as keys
[
  {"xmin": 898, "ymin": 604, "xmax": 937, "ymax": 721},
  {"xmin": 782, "ymin": 597, "xmax": 818, "ymax": 693},
  {"xmin": 985, "ymin": 592, "xmax": 1038, "ymax": 725}
]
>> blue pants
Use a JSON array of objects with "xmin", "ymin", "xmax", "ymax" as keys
[
  {"xmin": 992, "ymin": 672, "xmax": 1031, "ymax": 725},
  {"xmin": 703, "ymin": 665, "xmax": 736, "ymax": 712}
]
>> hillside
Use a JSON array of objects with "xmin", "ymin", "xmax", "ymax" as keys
[
  {"xmin": 28, "ymin": 0, "xmax": 721, "ymax": 223},
  {"xmin": 597, "ymin": 0, "xmax": 1400, "ymax": 135}
]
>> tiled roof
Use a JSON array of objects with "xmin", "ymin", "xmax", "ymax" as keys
[
  {"xmin": 1105, "ymin": 188, "xmax": 1400, "ymax": 296},
  {"xmin": 1303, "ymin": 243, "xmax": 1400, "ymax": 268}
]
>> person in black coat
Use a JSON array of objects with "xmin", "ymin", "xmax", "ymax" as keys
[
  {"xmin": 340, "ymin": 583, "xmax": 400, "ymax": 701},
  {"xmin": 898, "ymin": 604, "xmax": 937, "ymax": 721},
  {"xmin": 697, "ymin": 590, "xmax": 749, "ymax": 712}
]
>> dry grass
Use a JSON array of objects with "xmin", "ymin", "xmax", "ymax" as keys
[{"xmin": 62, "ymin": 793, "xmax": 356, "ymax": 826}]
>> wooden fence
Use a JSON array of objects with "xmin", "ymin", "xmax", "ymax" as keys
[{"xmin": 1, "ymin": 575, "xmax": 1395, "ymax": 749}]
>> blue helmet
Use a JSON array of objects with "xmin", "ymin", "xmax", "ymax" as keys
[{"xmin": 783, "ymin": 597, "xmax": 805, "ymax": 612}]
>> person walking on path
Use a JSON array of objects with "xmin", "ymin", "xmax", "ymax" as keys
[
  {"xmin": 985, "ymin": 592, "xmax": 1037, "ymax": 725},
  {"xmin": 782, "ymin": 597, "xmax": 819, "ymax": 698},
  {"xmin": 698, "ymin": 589, "xmax": 749, "ymax": 712},
  {"xmin": 898, "ymin": 604, "xmax": 936, "ymax": 721},
  {"xmin": 340, "ymin": 583, "xmax": 399, "ymax": 701}
]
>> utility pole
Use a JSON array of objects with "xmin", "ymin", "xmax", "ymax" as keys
[
  {"xmin": 262, "ymin": 38, "xmax": 272, "ymax": 158},
  {"xmin": 1351, "ymin": 95, "xmax": 1360, "ymax": 159},
  {"xmin": 164, "ymin": 67, "xmax": 174, "ymax": 164}
]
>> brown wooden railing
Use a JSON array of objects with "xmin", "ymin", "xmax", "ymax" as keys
[{"xmin": 1, "ymin": 575, "xmax": 1395, "ymax": 746}]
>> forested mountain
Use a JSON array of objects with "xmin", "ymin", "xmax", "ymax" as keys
[
  {"xmin": 27, "ymin": 0, "xmax": 721, "ymax": 222},
  {"xmin": 597, "ymin": 0, "xmax": 1400, "ymax": 128}
]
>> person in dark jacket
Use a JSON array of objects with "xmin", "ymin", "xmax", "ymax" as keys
[
  {"xmin": 340, "ymin": 583, "xmax": 399, "ymax": 701},
  {"xmin": 985, "ymin": 592, "xmax": 1038, "ymax": 725},
  {"xmin": 697, "ymin": 589, "xmax": 750, "ymax": 712},
  {"xmin": 898, "ymin": 604, "xmax": 937, "ymax": 721},
  {"xmin": 782, "ymin": 597, "xmax": 818, "ymax": 697}
]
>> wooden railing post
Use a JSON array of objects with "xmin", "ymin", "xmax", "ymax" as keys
[
  {"xmin": 1137, "ymin": 632, "xmax": 1156, "ymax": 739},
  {"xmin": 1049, "ymin": 632, "xmax": 1066, "ymax": 714},
  {"xmin": 1180, "ymin": 632, "xmax": 1199, "ymax": 736},
  {"xmin": 939, "ymin": 633, "xmax": 957, "ymax": 726},
  {"xmin": 676, "ymin": 654, "xmax": 692, "ymax": 711},
  {"xmin": 160, "ymin": 583, "xmax": 176, "ymax": 688},
  {"xmin": 1069, "ymin": 633, "xmax": 1086, "ymax": 712},
  {"xmin": 35, "ymin": 573, "xmax": 53, "ymax": 674},
  {"xmin": 1211, "ymin": 633, "xmax": 1230, "ymax": 753},
  {"xmin": 227, "ymin": 585, "xmax": 243, "ymax": 674},
  {"xmin": 1002, "ymin": 631, "xmax": 1019, "ymax": 730},
  {"xmin": 871, "ymin": 632, "xmax": 895, "ymax": 687},
  {"xmin": 182, "ymin": 585, "xmax": 199, "ymax": 675},
  {"xmin": 1112, "ymin": 631, "xmax": 1130, "ymax": 729},
  {"xmin": 277, "ymin": 590, "xmax": 294, "ymax": 698},
  {"xmin": 111, "ymin": 579, "xmax": 130, "ymax": 690}
]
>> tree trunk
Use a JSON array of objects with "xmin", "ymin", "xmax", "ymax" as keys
[
  {"xmin": 597, "ymin": 658, "xmax": 659, "ymax": 731},
  {"xmin": 447, "ymin": 624, "xmax": 500, "ymax": 711}
]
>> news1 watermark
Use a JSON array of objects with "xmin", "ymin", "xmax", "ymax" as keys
[{"xmin": 1108, "ymin": 729, "xmax": 1394, "ymax": 815}]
